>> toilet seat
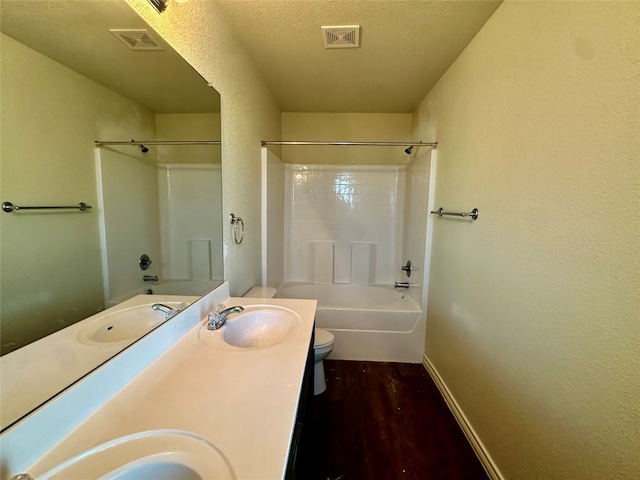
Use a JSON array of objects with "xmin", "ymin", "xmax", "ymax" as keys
[{"xmin": 314, "ymin": 328, "xmax": 334, "ymax": 348}]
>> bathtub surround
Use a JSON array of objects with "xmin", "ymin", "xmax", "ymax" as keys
[
  {"xmin": 415, "ymin": 2, "xmax": 640, "ymax": 479},
  {"xmin": 284, "ymin": 164, "xmax": 406, "ymax": 285},
  {"xmin": 261, "ymin": 141, "xmax": 435, "ymax": 363}
]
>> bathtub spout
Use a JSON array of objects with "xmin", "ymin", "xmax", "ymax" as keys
[{"xmin": 394, "ymin": 282, "xmax": 410, "ymax": 289}]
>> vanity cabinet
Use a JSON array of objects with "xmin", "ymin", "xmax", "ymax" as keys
[{"xmin": 286, "ymin": 331, "xmax": 314, "ymax": 479}]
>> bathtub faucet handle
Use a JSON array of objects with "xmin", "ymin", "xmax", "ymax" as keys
[
  {"xmin": 401, "ymin": 260, "xmax": 412, "ymax": 277},
  {"xmin": 394, "ymin": 282, "xmax": 410, "ymax": 289}
]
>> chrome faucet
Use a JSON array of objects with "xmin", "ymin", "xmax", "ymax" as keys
[
  {"xmin": 207, "ymin": 305, "xmax": 244, "ymax": 330},
  {"xmin": 394, "ymin": 282, "xmax": 410, "ymax": 289},
  {"xmin": 143, "ymin": 275, "xmax": 158, "ymax": 282},
  {"xmin": 151, "ymin": 303, "xmax": 185, "ymax": 319}
]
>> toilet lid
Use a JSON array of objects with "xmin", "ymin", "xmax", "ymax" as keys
[{"xmin": 314, "ymin": 328, "xmax": 334, "ymax": 348}]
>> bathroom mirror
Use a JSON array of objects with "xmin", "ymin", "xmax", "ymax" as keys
[{"xmin": 0, "ymin": 0, "xmax": 222, "ymax": 430}]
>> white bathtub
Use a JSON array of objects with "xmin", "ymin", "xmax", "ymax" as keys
[{"xmin": 276, "ymin": 282, "xmax": 425, "ymax": 363}]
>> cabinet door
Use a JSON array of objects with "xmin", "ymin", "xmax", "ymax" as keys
[{"xmin": 285, "ymin": 331, "xmax": 314, "ymax": 479}]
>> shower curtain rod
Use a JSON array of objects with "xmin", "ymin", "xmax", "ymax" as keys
[
  {"xmin": 261, "ymin": 140, "xmax": 437, "ymax": 147},
  {"xmin": 94, "ymin": 140, "xmax": 221, "ymax": 146}
]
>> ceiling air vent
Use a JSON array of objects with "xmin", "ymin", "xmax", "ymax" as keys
[
  {"xmin": 110, "ymin": 29, "xmax": 165, "ymax": 51},
  {"xmin": 321, "ymin": 25, "xmax": 360, "ymax": 49}
]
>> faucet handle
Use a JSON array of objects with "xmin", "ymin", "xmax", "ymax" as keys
[
  {"xmin": 401, "ymin": 260, "xmax": 412, "ymax": 277},
  {"xmin": 208, "ymin": 304, "xmax": 225, "ymax": 323}
]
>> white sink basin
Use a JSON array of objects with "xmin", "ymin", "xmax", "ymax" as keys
[
  {"xmin": 35, "ymin": 430, "xmax": 234, "ymax": 480},
  {"xmin": 77, "ymin": 303, "xmax": 187, "ymax": 345},
  {"xmin": 198, "ymin": 305, "xmax": 300, "ymax": 351}
]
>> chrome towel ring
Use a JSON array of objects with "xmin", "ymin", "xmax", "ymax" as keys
[{"xmin": 229, "ymin": 213, "xmax": 245, "ymax": 245}]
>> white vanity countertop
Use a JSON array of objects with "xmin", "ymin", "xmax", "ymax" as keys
[{"xmin": 26, "ymin": 296, "xmax": 317, "ymax": 480}]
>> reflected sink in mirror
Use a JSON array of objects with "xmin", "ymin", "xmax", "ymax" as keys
[
  {"xmin": 33, "ymin": 430, "xmax": 235, "ymax": 480},
  {"xmin": 198, "ymin": 305, "xmax": 300, "ymax": 351},
  {"xmin": 77, "ymin": 302, "xmax": 187, "ymax": 346}
]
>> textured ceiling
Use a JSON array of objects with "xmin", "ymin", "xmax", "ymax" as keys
[
  {"xmin": 0, "ymin": 0, "xmax": 219, "ymax": 113},
  {"xmin": 214, "ymin": 0, "xmax": 502, "ymax": 113},
  {"xmin": 1, "ymin": 0, "xmax": 501, "ymax": 115}
]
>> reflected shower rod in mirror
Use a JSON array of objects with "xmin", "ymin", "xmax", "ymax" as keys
[
  {"xmin": 95, "ymin": 140, "xmax": 221, "ymax": 146},
  {"xmin": 261, "ymin": 140, "xmax": 437, "ymax": 147}
]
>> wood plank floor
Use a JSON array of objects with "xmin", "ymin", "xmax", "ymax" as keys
[{"xmin": 307, "ymin": 360, "xmax": 489, "ymax": 480}]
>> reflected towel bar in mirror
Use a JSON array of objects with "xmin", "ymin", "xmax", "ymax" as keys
[
  {"xmin": 2, "ymin": 201, "xmax": 92, "ymax": 213},
  {"xmin": 430, "ymin": 207, "xmax": 479, "ymax": 220}
]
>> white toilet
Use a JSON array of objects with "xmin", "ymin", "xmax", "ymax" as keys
[
  {"xmin": 243, "ymin": 286, "xmax": 335, "ymax": 395},
  {"xmin": 313, "ymin": 328, "xmax": 335, "ymax": 395}
]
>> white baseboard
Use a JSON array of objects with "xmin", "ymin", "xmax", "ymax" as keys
[{"xmin": 422, "ymin": 355, "xmax": 504, "ymax": 480}]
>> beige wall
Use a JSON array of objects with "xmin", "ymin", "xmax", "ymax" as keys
[
  {"xmin": 0, "ymin": 33, "xmax": 156, "ymax": 353},
  {"xmin": 128, "ymin": 0, "xmax": 281, "ymax": 296},
  {"xmin": 281, "ymin": 113, "xmax": 413, "ymax": 165},
  {"xmin": 415, "ymin": 2, "xmax": 639, "ymax": 479}
]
